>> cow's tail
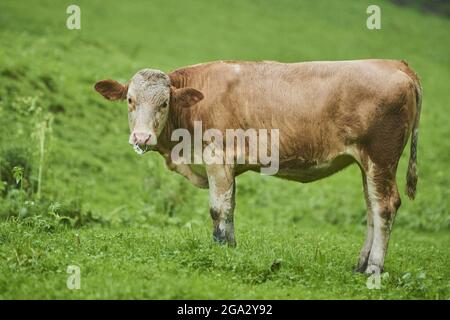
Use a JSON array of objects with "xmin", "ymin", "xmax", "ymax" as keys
[{"xmin": 406, "ymin": 78, "xmax": 422, "ymax": 200}]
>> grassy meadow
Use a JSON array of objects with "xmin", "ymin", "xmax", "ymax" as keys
[{"xmin": 0, "ymin": 0, "xmax": 449, "ymax": 299}]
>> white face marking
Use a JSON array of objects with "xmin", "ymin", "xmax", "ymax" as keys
[{"xmin": 127, "ymin": 69, "xmax": 171, "ymax": 146}]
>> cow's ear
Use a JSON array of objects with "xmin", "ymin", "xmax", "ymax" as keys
[
  {"xmin": 170, "ymin": 87, "xmax": 204, "ymax": 108},
  {"xmin": 94, "ymin": 80, "xmax": 128, "ymax": 101}
]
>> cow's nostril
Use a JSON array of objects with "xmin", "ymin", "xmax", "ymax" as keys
[{"xmin": 132, "ymin": 132, "xmax": 152, "ymax": 145}]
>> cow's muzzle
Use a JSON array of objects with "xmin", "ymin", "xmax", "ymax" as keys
[{"xmin": 129, "ymin": 131, "xmax": 155, "ymax": 155}]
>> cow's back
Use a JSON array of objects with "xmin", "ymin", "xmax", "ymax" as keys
[{"xmin": 169, "ymin": 60, "xmax": 417, "ymax": 164}]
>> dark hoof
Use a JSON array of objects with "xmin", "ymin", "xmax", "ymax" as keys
[
  {"xmin": 354, "ymin": 265, "xmax": 367, "ymax": 273},
  {"xmin": 213, "ymin": 232, "xmax": 236, "ymax": 247},
  {"xmin": 365, "ymin": 265, "xmax": 382, "ymax": 275},
  {"xmin": 354, "ymin": 260, "xmax": 368, "ymax": 273}
]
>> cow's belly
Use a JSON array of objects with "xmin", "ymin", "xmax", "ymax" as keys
[{"xmin": 274, "ymin": 154, "xmax": 356, "ymax": 183}]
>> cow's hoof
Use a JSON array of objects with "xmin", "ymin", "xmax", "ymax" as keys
[
  {"xmin": 213, "ymin": 233, "xmax": 236, "ymax": 247},
  {"xmin": 213, "ymin": 235, "xmax": 227, "ymax": 245},
  {"xmin": 227, "ymin": 239, "xmax": 236, "ymax": 247},
  {"xmin": 354, "ymin": 264, "xmax": 367, "ymax": 273},
  {"xmin": 354, "ymin": 258, "xmax": 369, "ymax": 273},
  {"xmin": 365, "ymin": 264, "xmax": 381, "ymax": 275}
]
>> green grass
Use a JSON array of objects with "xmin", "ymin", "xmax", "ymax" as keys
[
  {"xmin": 0, "ymin": 0, "xmax": 449, "ymax": 299},
  {"xmin": 1, "ymin": 219, "xmax": 449, "ymax": 299}
]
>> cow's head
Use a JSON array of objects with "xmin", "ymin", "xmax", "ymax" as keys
[{"xmin": 94, "ymin": 69, "xmax": 203, "ymax": 153}]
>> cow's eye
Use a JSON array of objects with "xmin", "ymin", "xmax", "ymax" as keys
[
  {"xmin": 128, "ymin": 98, "xmax": 132, "ymax": 104},
  {"xmin": 161, "ymin": 102, "xmax": 167, "ymax": 108}
]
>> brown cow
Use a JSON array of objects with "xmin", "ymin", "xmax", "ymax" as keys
[{"xmin": 94, "ymin": 59, "xmax": 422, "ymax": 275}]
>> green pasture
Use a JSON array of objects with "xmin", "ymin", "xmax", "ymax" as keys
[{"xmin": 0, "ymin": 0, "xmax": 448, "ymax": 299}]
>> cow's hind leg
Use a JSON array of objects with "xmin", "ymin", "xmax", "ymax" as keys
[
  {"xmin": 357, "ymin": 98, "xmax": 410, "ymax": 274},
  {"xmin": 206, "ymin": 164, "xmax": 236, "ymax": 247},
  {"xmin": 355, "ymin": 170, "xmax": 374, "ymax": 272},
  {"xmin": 364, "ymin": 163, "xmax": 401, "ymax": 275}
]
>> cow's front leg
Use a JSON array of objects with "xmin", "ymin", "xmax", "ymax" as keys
[{"xmin": 206, "ymin": 164, "xmax": 236, "ymax": 247}]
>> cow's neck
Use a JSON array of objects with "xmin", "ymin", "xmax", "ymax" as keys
[
  {"xmin": 154, "ymin": 106, "xmax": 208, "ymax": 188},
  {"xmin": 157, "ymin": 103, "xmax": 194, "ymax": 153},
  {"xmin": 157, "ymin": 70, "xmax": 200, "ymax": 161}
]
